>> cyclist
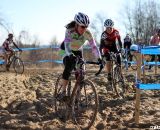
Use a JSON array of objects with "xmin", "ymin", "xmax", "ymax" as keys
[
  {"xmin": 1, "ymin": 33, "xmax": 22, "ymax": 70},
  {"xmin": 123, "ymin": 34, "xmax": 132, "ymax": 61},
  {"xmin": 149, "ymin": 29, "xmax": 160, "ymax": 70},
  {"xmin": 59, "ymin": 12, "xmax": 102, "ymax": 98},
  {"xmin": 99, "ymin": 19, "xmax": 122, "ymax": 80}
]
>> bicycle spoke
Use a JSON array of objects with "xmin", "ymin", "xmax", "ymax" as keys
[
  {"xmin": 113, "ymin": 66, "xmax": 126, "ymax": 98},
  {"xmin": 72, "ymin": 79, "xmax": 98, "ymax": 129},
  {"xmin": 13, "ymin": 58, "xmax": 24, "ymax": 74}
]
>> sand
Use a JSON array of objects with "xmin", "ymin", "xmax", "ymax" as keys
[{"xmin": 0, "ymin": 68, "xmax": 159, "ymax": 130}]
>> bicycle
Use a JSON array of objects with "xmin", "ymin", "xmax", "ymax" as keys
[
  {"xmin": 6, "ymin": 50, "xmax": 24, "ymax": 74},
  {"xmin": 97, "ymin": 52, "xmax": 126, "ymax": 98},
  {"xmin": 54, "ymin": 56, "xmax": 101, "ymax": 130}
]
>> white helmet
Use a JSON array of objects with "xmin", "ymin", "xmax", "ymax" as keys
[
  {"xmin": 104, "ymin": 19, "xmax": 114, "ymax": 27},
  {"xmin": 130, "ymin": 44, "xmax": 139, "ymax": 51},
  {"xmin": 74, "ymin": 12, "xmax": 90, "ymax": 27}
]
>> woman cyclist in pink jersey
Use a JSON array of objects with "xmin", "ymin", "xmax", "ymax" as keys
[{"xmin": 59, "ymin": 12, "xmax": 102, "ymax": 98}]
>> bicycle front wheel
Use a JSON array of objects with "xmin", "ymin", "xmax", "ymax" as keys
[
  {"xmin": 13, "ymin": 57, "xmax": 24, "ymax": 74},
  {"xmin": 72, "ymin": 79, "xmax": 98, "ymax": 130},
  {"xmin": 113, "ymin": 66, "xmax": 126, "ymax": 98}
]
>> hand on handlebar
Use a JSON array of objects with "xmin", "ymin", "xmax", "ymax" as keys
[
  {"xmin": 95, "ymin": 58, "xmax": 104, "ymax": 76},
  {"xmin": 19, "ymin": 49, "xmax": 22, "ymax": 52}
]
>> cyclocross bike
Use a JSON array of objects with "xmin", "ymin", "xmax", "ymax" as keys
[
  {"xmin": 6, "ymin": 50, "xmax": 24, "ymax": 74},
  {"xmin": 97, "ymin": 52, "xmax": 126, "ymax": 98},
  {"xmin": 54, "ymin": 56, "xmax": 101, "ymax": 130}
]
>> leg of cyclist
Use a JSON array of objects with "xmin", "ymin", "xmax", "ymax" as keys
[
  {"xmin": 105, "ymin": 53, "xmax": 112, "ymax": 81},
  {"xmin": 106, "ymin": 61, "xmax": 112, "ymax": 80},
  {"xmin": 6, "ymin": 49, "xmax": 14, "ymax": 71},
  {"xmin": 59, "ymin": 51, "xmax": 82, "ymax": 99},
  {"xmin": 59, "ymin": 56, "xmax": 76, "ymax": 98},
  {"xmin": 117, "ymin": 53, "xmax": 121, "ymax": 66},
  {"xmin": 117, "ymin": 53, "xmax": 123, "ymax": 76}
]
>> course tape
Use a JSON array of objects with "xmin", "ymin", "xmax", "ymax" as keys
[
  {"xmin": 0, "ymin": 60, "xmax": 5, "ymax": 65},
  {"xmin": 15, "ymin": 46, "xmax": 91, "ymax": 51},
  {"xmin": 17, "ymin": 46, "xmax": 60, "ymax": 51},
  {"xmin": 137, "ymin": 83, "xmax": 160, "ymax": 90},
  {"xmin": 24, "ymin": 60, "xmax": 63, "ymax": 64},
  {"xmin": 141, "ymin": 46, "xmax": 160, "ymax": 54},
  {"xmin": 0, "ymin": 59, "xmax": 63, "ymax": 65}
]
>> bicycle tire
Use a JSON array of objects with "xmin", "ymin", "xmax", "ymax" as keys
[
  {"xmin": 71, "ymin": 79, "xmax": 98, "ymax": 130},
  {"xmin": 13, "ymin": 57, "xmax": 24, "ymax": 74},
  {"xmin": 113, "ymin": 66, "xmax": 126, "ymax": 98}
]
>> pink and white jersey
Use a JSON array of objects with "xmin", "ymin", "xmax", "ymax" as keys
[{"xmin": 64, "ymin": 28, "xmax": 101, "ymax": 58}]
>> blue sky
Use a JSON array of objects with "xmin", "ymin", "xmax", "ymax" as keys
[{"xmin": 0, "ymin": 0, "xmax": 132, "ymax": 45}]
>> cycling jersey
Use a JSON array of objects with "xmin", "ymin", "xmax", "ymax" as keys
[
  {"xmin": 2, "ymin": 38, "xmax": 14, "ymax": 51},
  {"xmin": 124, "ymin": 36, "xmax": 132, "ymax": 49},
  {"xmin": 100, "ymin": 29, "xmax": 122, "ymax": 54},
  {"xmin": 150, "ymin": 34, "xmax": 160, "ymax": 45},
  {"xmin": 63, "ymin": 28, "xmax": 101, "ymax": 58}
]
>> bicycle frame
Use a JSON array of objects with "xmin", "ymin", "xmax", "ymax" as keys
[
  {"xmin": 68, "ymin": 57, "xmax": 86, "ymax": 104},
  {"xmin": 8, "ymin": 51, "xmax": 18, "ymax": 65}
]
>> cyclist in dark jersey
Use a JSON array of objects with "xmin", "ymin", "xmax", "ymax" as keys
[
  {"xmin": 1, "ymin": 33, "xmax": 22, "ymax": 70},
  {"xmin": 58, "ymin": 12, "xmax": 102, "ymax": 98},
  {"xmin": 99, "ymin": 19, "xmax": 122, "ymax": 80},
  {"xmin": 123, "ymin": 34, "xmax": 132, "ymax": 61}
]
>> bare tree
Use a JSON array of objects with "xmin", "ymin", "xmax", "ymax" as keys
[
  {"xmin": 123, "ymin": 0, "xmax": 160, "ymax": 44},
  {"xmin": 50, "ymin": 35, "xmax": 58, "ymax": 47},
  {"xmin": 90, "ymin": 12, "xmax": 106, "ymax": 45},
  {"xmin": 0, "ymin": 18, "xmax": 10, "ymax": 33},
  {"xmin": 18, "ymin": 30, "xmax": 32, "ymax": 47}
]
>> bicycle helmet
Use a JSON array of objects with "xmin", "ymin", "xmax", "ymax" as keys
[
  {"xmin": 74, "ymin": 12, "xmax": 90, "ymax": 27},
  {"xmin": 8, "ymin": 33, "xmax": 13, "ymax": 38},
  {"xmin": 104, "ymin": 19, "xmax": 114, "ymax": 27},
  {"xmin": 130, "ymin": 44, "xmax": 139, "ymax": 51}
]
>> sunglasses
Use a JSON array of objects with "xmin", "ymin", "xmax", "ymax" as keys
[
  {"xmin": 106, "ymin": 27, "xmax": 112, "ymax": 30},
  {"xmin": 80, "ymin": 25, "xmax": 87, "ymax": 29}
]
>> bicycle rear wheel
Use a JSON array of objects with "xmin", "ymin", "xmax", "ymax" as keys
[
  {"xmin": 113, "ymin": 66, "xmax": 126, "ymax": 98},
  {"xmin": 54, "ymin": 74, "xmax": 70, "ymax": 120},
  {"xmin": 13, "ymin": 57, "xmax": 24, "ymax": 74},
  {"xmin": 72, "ymin": 79, "xmax": 98, "ymax": 130}
]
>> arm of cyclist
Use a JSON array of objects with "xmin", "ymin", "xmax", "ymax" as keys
[
  {"xmin": 87, "ymin": 31, "xmax": 101, "ymax": 60},
  {"xmin": 64, "ymin": 29, "xmax": 73, "ymax": 56},
  {"xmin": 13, "ymin": 41, "xmax": 22, "ymax": 52}
]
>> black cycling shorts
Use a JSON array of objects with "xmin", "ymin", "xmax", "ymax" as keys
[{"xmin": 62, "ymin": 50, "xmax": 82, "ymax": 80}]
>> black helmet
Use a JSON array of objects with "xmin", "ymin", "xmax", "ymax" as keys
[{"xmin": 8, "ymin": 33, "xmax": 13, "ymax": 38}]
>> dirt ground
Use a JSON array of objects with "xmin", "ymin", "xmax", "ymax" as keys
[{"xmin": 0, "ymin": 66, "xmax": 159, "ymax": 130}]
